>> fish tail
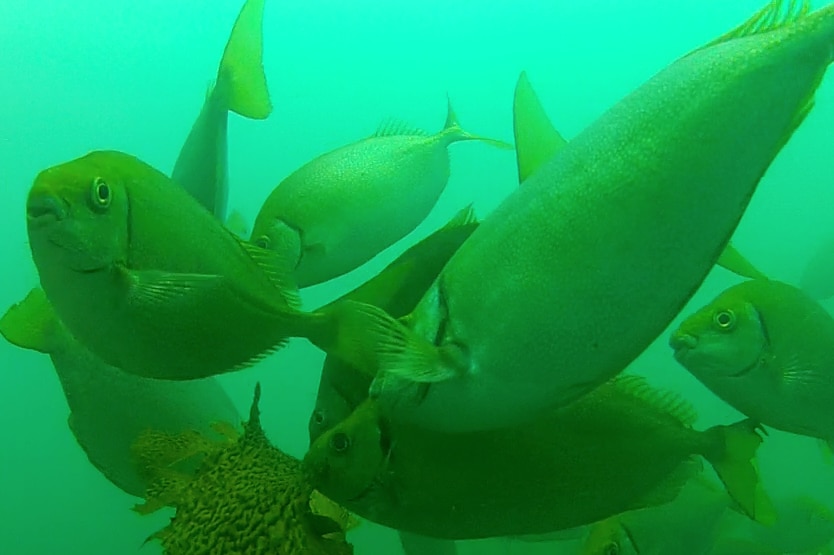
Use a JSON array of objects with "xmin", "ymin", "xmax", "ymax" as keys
[
  {"xmin": 703, "ymin": 419, "xmax": 776, "ymax": 526},
  {"xmin": 440, "ymin": 94, "xmax": 514, "ymax": 150},
  {"xmin": 216, "ymin": 0, "xmax": 272, "ymax": 119},
  {"xmin": 0, "ymin": 288, "xmax": 59, "ymax": 354},
  {"xmin": 303, "ymin": 300, "xmax": 458, "ymax": 383}
]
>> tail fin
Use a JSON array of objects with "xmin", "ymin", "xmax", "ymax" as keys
[
  {"xmin": 703, "ymin": 419, "xmax": 776, "ymax": 526},
  {"xmin": 716, "ymin": 242, "xmax": 768, "ymax": 281},
  {"xmin": 440, "ymin": 95, "xmax": 514, "ymax": 150},
  {"xmin": 0, "ymin": 288, "xmax": 59, "ymax": 354},
  {"xmin": 513, "ymin": 71, "xmax": 568, "ymax": 184},
  {"xmin": 216, "ymin": 0, "xmax": 272, "ymax": 119},
  {"xmin": 300, "ymin": 299, "xmax": 459, "ymax": 387}
]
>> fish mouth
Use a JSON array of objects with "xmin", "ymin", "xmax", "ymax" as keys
[
  {"xmin": 669, "ymin": 332, "xmax": 698, "ymax": 361},
  {"xmin": 27, "ymin": 194, "xmax": 68, "ymax": 226}
]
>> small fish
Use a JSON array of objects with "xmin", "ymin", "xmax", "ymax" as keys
[
  {"xmin": 581, "ymin": 476, "xmax": 735, "ymax": 555},
  {"xmin": 670, "ymin": 279, "xmax": 834, "ymax": 448},
  {"xmin": 326, "ymin": 1, "xmax": 834, "ymax": 433},
  {"xmin": 249, "ymin": 97, "xmax": 511, "ymax": 288},
  {"xmin": 23, "ymin": 150, "xmax": 302, "ymax": 380},
  {"xmin": 171, "ymin": 0, "xmax": 271, "ymax": 221},
  {"xmin": 304, "ymin": 374, "xmax": 774, "ymax": 540},
  {"xmin": 800, "ymin": 236, "xmax": 834, "ymax": 301},
  {"xmin": 0, "ymin": 288, "xmax": 240, "ymax": 497}
]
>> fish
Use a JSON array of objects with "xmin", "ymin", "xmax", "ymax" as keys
[
  {"xmin": 23, "ymin": 150, "xmax": 303, "ymax": 380},
  {"xmin": 728, "ymin": 494, "xmax": 834, "ymax": 555},
  {"xmin": 303, "ymin": 374, "xmax": 774, "ymax": 540},
  {"xmin": 326, "ymin": 0, "xmax": 834, "ymax": 433},
  {"xmin": 0, "ymin": 288, "xmax": 240, "ymax": 497},
  {"xmin": 581, "ymin": 476, "xmax": 736, "ymax": 555},
  {"xmin": 249, "ymin": 97, "xmax": 512, "ymax": 288},
  {"xmin": 308, "ymin": 204, "xmax": 480, "ymax": 443},
  {"xmin": 170, "ymin": 0, "xmax": 271, "ymax": 221},
  {"xmin": 670, "ymin": 279, "xmax": 834, "ymax": 449},
  {"xmin": 800, "ymin": 235, "xmax": 834, "ymax": 301}
]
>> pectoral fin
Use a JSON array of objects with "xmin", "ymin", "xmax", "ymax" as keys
[{"xmin": 0, "ymin": 287, "xmax": 60, "ymax": 354}]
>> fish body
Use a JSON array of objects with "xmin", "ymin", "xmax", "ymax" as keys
[
  {"xmin": 671, "ymin": 279, "xmax": 834, "ymax": 444},
  {"xmin": 581, "ymin": 477, "xmax": 734, "ymax": 555},
  {"xmin": 171, "ymin": 0, "xmax": 271, "ymax": 220},
  {"xmin": 308, "ymin": 206, "xmax": 479, "ymax": 442},
  {"xmin": 26, "ymin": 150, "xmax": 299, "ymax": 380},
  {"xmin": 304, "ymin": 375, "xmax": 771, "ymax": 540},
  {"xmin": 250, "ymin": 100, "xmax": 508, "ymax": 287},
  {"xmin": 0, "ymin": 288, "xmax": 240, "ymax": 497},
  {"xmin": 346, "ymin": 2, "xmax": 834, "ymax": 433}
]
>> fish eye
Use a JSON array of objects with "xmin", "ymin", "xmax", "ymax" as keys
[
  {"xmin": 91, "ymin": 177, "xmax": 111, "ymax": 210},
  {"xmin": 603, "ymin": 542, "xmax": 620, "ymax": 555},
  {"xmin": 313, "ymin": 410, "xmax": 326, "ymax": 425},
  {"xmin": 329, "ymin": 432, "xmax": 351, "ymax": 454},
  {"xmin": 254, "ymin": 235, "xmax": 270, "ymax": 249},
  {"xmin": 713, "ymin": 309, "xmax": 736, "ymax": 330}
]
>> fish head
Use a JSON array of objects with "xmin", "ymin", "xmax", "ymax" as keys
[
  {"xmin": 308, "ymin": 382, "xmax": 354, "ymax": 446},
  {"xmin": 669, "ymin": 285, "xmax": 766, "ymax": 384},
  {"xmin": 580, "ymin": 516, "xmax": 637, "ymax": 555},
  {"xmin": 27, "ymin": 151, "xmax": 130, "ymax": 275},
  {"xmin": 249, "ymin": 217, "xmax": 302, "ymax": 270},
  {"xmin": 303, "ymin": 400, "xmax": 390, "ymax": 504}
]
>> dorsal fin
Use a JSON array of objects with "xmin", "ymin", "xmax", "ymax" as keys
[
  {"xmin": 239, "ymin": 237, "xmax": 302, "ymax": 310},
  {"xmin": 612, "ymin": 374, "xmax": 699, "ymax": 426},
  {"xmin": 698, "ymin": 0, "xmax": 811, "ymax": 52},
  {"xmin": 374, "ymin": 118, "xmax": 427, "ymax": 138},
  {"xmin": 513, "ymin": 71, "xmax": 568, "ymax": 184},
  {"xmin": 441, "ymin": 204, "xmax": 479, "ymax": 231}
]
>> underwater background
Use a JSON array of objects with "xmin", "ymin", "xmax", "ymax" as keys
[{"xmin": 1, "ymin": 0, "xmax": 833, "ymax": 553}]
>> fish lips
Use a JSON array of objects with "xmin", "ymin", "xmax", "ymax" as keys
[
  {"xmin": 669, "ymin": 331, "xmax": 698, "ymax": 363},
  {"xmin": 26, "ymin": 194, "xmax": 68, "ymax": 227}
]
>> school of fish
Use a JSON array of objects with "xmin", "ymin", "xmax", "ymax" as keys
[{"xmin": 4, "ymin": 0, "xmax": 834, "ymax": 554}]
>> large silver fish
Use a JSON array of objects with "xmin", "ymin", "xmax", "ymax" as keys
[
  {"xmin": 330, "ymin": 1, "xmax": 834, "ymax": 433},
  {"xmin": 250, "ymin": 99, "xmax": 511, "ymax": 288}
]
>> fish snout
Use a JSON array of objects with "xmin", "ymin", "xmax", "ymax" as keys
[
  {"xmin": 669, "ymin": 331, "xmax": 698, "ymax": 359},
  {"xmin": 27, "ymin": 194, "xmax": 67, "ymax": 225}
]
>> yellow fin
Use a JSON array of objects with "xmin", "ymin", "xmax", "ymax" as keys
[
  {"xmin": 441, "ymin": 203, "xmax": 479, "ymax": 230},
  {"xmin": 374, "ymin": 118, "xmax": 426, "ymax": 137},
  {"xmin": 312, "ymin": 300, "xmax": 462, "ymax": 384},
  {"xmin": 217, "ymin": 0, "xmax": 272, "ymax": 119},
  {"xmin": 699, "ymin": 0, "xmax": 812, "ymax": 52},
  {"xmin": 120, "ymin": 266, "xmax": 225, "ymax": 306},
  {"xmin": 717, "ymin": 242, "xmax": 769, "ymax": 280},
  {"xmin": 439, "ymin": 95, "xmax": 514, "ymax": 150},
  {"xmin": 512, "ymin": 71, "xmax": 568, "ymax": 183},
  {"xmin": 705, "ymin": 420, "xmax": 776, "ymax": 525},
  {"xmin": 0, "ymin": 288, "xmax": 60, "ymax": 354},
  {"xmin": 610, "ymin": 374, "xmax": 698, "ymax": 425},
  {"xmin": 239, "ymin": 238, "xmax": 301, "ymax": 309}
]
